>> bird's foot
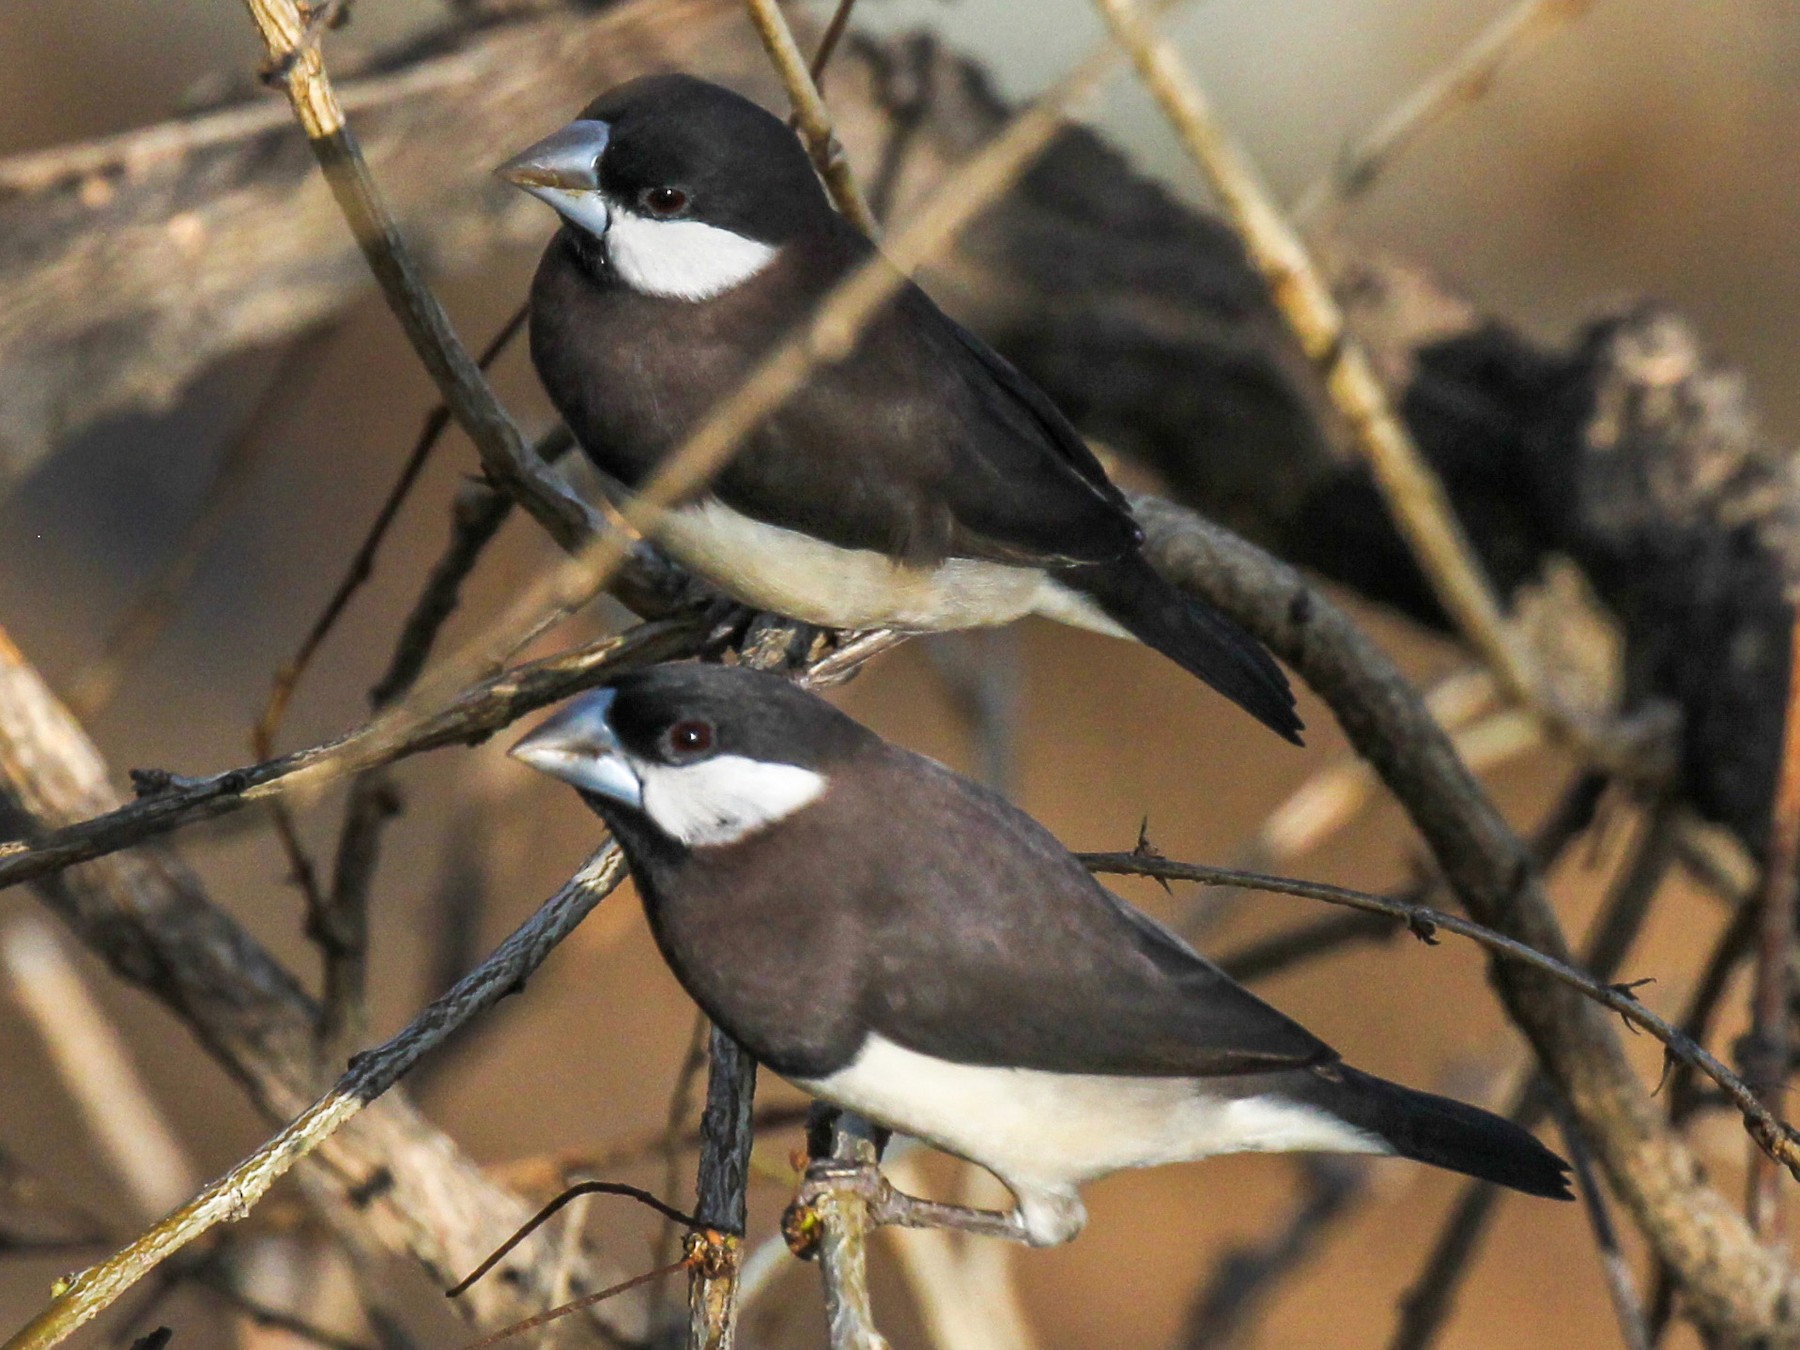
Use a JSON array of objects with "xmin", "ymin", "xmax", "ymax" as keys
[
  {"xmin": 734, "ymin": 612, "xmax": 839, "ymax": 673},
  {"xmin": 781, "ymin": 1159, "xmax": 1031, "ymax": 1258}
]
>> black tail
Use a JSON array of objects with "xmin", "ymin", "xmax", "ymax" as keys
[
  {"xmin": 1061, "ymin": 554, "xmax": 1303, "ymax": 744},
  {"xmin": 1301, "ymin": 1064, "xmax": 1573, "ymax": 1199}
]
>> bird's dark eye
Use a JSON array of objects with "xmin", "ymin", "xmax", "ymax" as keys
[
  {"xmin": 668, "ymin": 719, "xmax": 714, "ymax": 755},
  {"xmin": 642, "ymin": 186, "xmax": 689, "ymax": 218}
]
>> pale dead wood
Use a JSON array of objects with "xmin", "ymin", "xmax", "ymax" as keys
[{"xmin": 742, "ymin": 0, "xmax": 878, "ymax": 234}]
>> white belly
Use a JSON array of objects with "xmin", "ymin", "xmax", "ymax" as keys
[
  {"xmin": 796, "ymin": 1034, "xmax": 1388, "ymax": 1196},
  {"xmin": 653, "ymin": 499, "xmax": 1131, "ymax": 637}
]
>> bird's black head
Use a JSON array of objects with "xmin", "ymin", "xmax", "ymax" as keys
[
  {"xmin": 496, "ymin": 75, "xmax": 832, "ymax": 300},
  {"xmin": 511, "ymin": 662, "xmax": 877, "ymax": 849}
]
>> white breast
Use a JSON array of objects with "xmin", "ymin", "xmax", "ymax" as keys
[
  {"xmin": 796, "ymin": 1034, "xmax": 1388, "ymax": 1244},
  {"xmin": 654, "ymin": 498, "xmax": 1132, "ymax": 637}
]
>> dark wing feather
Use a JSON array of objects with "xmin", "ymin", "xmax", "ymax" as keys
[{"xmin": 851, "ymin": 752, "xmax": 1334, "ymax": 1077}]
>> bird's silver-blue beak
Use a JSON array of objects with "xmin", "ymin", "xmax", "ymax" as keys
[
  {"xmin": 496, "ymin": 119, "xmax": 613, "ymax": 238},
  {"xmin": 510, "ymin": 688, "xmax": 643, "ymax": 808}
]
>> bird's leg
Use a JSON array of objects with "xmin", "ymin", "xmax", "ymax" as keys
[{"xmin": 783, "ymin": 1158, "xmax": 1032, "ymax": 1255}]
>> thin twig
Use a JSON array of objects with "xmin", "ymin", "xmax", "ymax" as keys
[
  {"xmin": 0, "ymin": 846, "xmax": 627, "ymax": 1350},
  {"xmin": 807, "ymin": 0, "xmax": 860, "ymax": 87},
  {"xmin": 0, "ymin": 619, "xmax": 700, "ymax": 892},
  {"xmin": 241, "ymin": 0, "xmax": 597, "ymax": 552},
  {"xmin": 1090, "ymin": 0, "xmax": 1654, "ymax": 781},
  {"xmin": 1292, "ymin": 0, "xmax": 1598, "ymax": 229},
  {"xmin": 456, "ymin": 1261, "xmax": 687, "ymax": 1350},
  {"xmin": 1745, "ymin": 616, "xmax": 1800, "ymax": 1239},
  {"xmin": 743, "ymin": 0, "xmax": 878, "ymax": 235},
  {"xmin": 446, "ymin": 1181, "xmax": 703, "ymax": 1299},
  {"xmin": 1078, "ymin": 849, "xmax": 1800, "ymax": 1177}
]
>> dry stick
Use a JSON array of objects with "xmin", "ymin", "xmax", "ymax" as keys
[
  {"xmin": 1387, "ymin": 806, "xmax": 1675, "ymax": 1350},
  {"xmin": 65, "ymin": 326, "xmax": 340, "ymax": 720},
  {"xmin": 1291, "ymin": 0, "xmax": 1598, "ymax": 229},
  {"xmin": 1, "ymin": 845, "xmax": 627, "ymax": 1350},
  {"xmin": 241, "ymin": 0, "xmax": 596, "ymax": 554},
  {"xmin": 807, "ymin": 0, "xmax": 860, "ymax": 87},
  {"xmin": 1745, "ymin": 617, "xmax": 1800, "ymax": 1240},
  {"xmin": 687, "ymin": 1028, "xmax": 757, "ymax": 1350},
  {"xmin": 743, "ymin": 0, "xmax": 878, "ymax": 236},
  {"xmin": 1088, "ymin": 0, "xmax": 1646, "ymax": 780},
  {"xmin": 0, "ymin": 617, "xmax": 698, "ymax": 892}
]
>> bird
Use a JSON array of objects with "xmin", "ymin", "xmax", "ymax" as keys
[
  {"xmin": 497, "ymin": 74, "xmax": 1303, "ymax": 744},
  {"xmin": 511, "ymin": 663, "xmax": 1570, "ymax": 1245}
]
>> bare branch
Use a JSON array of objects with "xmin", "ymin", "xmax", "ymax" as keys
[
  {"xmin": 238, "ymin": 0, "xmax": 598, "ymax": 554},
  {"xmin": 743, "ymin": 0, "xmax": 878, "ymax": 234},
  {"xmin": 0, "ymin": 618, "xmax": 700, "ymax": 892},
  {"xmin": 687, "ymin": 1029, "xmax": 757, "ymax": 1350}
]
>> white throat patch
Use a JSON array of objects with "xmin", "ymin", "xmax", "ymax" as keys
[
  {"xmin": 631, "ymin": 752, "xmax": 827, "ymax": 848},
  {"xmin": 604, "ymin": 206, "xmax": 779, "ymax": 301}
]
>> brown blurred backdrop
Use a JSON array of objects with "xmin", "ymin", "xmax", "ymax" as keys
[{"xmin": 2, "ymin": 1, "xmax": 1796, "ymax": 1346}]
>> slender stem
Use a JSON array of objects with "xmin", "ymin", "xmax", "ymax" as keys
[
  {"xmin": 686, "ymin": 1028, "xmax": 757, "ymax": 1350},
  {"xmin": 743, "ymin": 0, "xmax": 878, "ymax": 235}
]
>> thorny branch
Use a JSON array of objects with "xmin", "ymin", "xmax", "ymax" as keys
[
  {"xmin": 1131, "ymin": 496, "xmax": 1800, "ymax": 1345},
  {"xmin": 1080, "ymin": 849, "xmax": 1796, "ymax": 1165}
]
